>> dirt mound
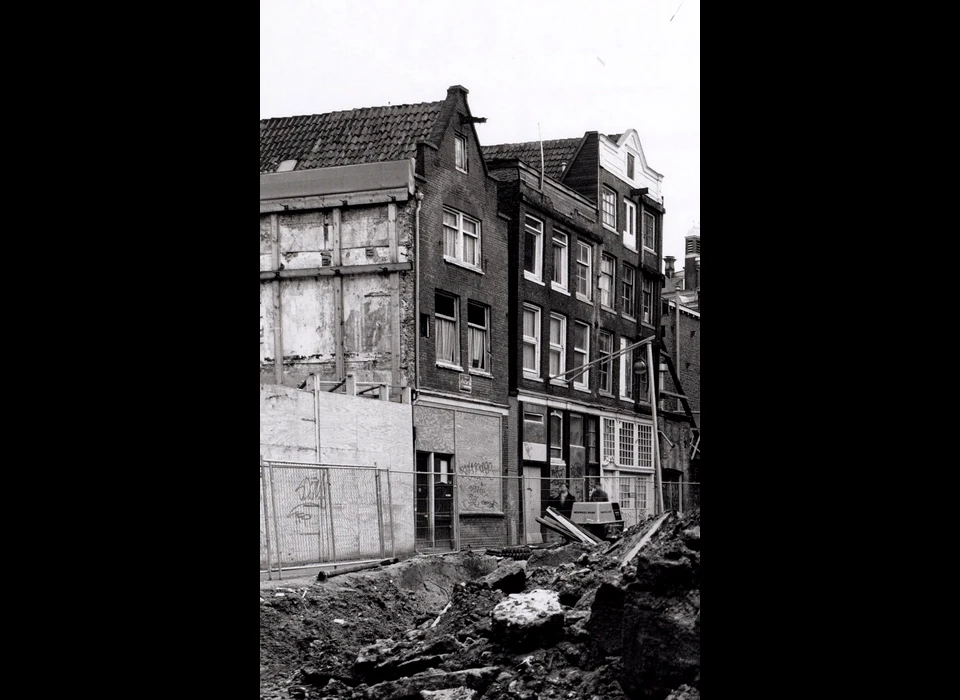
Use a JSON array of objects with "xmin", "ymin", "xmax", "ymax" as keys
[{"xmin": 260, "ymin": 511, "xmax": 700, "ymax": 700}]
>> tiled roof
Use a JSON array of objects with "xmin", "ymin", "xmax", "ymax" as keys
[
  {"xmin": 260, "ymin": 101, "xmax": 444, "ymax": 174},
  {"xmin": 481, "ymin": 137, "xmax": 583, "ymax": 181}
]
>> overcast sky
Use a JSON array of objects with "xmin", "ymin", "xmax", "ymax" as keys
[{"xmin": 260, "ymin": 0, "xmax": 700, "ymax": 269}]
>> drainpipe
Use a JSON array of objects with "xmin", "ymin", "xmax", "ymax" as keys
[{"xmin": 414, "ymin": 190, "xmax": 424, "ymax": 394}]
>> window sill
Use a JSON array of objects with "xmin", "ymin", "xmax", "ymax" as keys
[
  {"xmin": 523, "ymin": 372, "xmax": 544, "ymax": 382},
  {"xmin": 599, "ymin": 391, "xmax": 615, "ymax": 398},
  {"xmin": 524, "ymin": 273, "xmax": 545, "ymax": 286},
  {"xmin": 469, "ymin": 370, "xmax": 493, "ymax": 379},
  {"xmin": 444, "ymin": 256, "xmax": 483, "ymax": 274},
  {"xmin": 549, "ymin": 379, "xmax": 568, "ymax": 387},
  {"xmin": 622, "ymin": 314, "xmax": 637, "ymax": 323},
  {"xmin": 456, "ymin": 166, "xmax": 469, "ymax": 174},
  {"xmin": 640, "ymin": 321, "xmax": 656, "ymax": 330},
  {"xmin": 601, "ymin": 305, "xmax": 617, "ymax": 314},
  {"xmin": 436, "ymin": 362, "xmax": 464, "ymax": 372},
  {"xmin": 642, "ymin": 246, "xmax": 657, "ymax": 255},
  {"xmin": 551, "ymin": 283, "xmax": 570, "ymax": 296},
  {"xmin": 576, "ymin": 294, "xmax": 593, "ymax": 305},
  {"xmin": 603, "ymin": 223, "xmax": 618, "ymax": 234},
  {"xmin": 623, "ymin": 242, "xmax": 638, "ymax": 253}
]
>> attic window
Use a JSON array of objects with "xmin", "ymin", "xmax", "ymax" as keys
[
  {"xmin": 455, "ymin": 135, "xmax": 468, "ymax": 173},
  {"xmin": 627, "ymin": 153, "xmax": 636, "ymax": 180},
  {"xmin": 277, "ymin": 159, "xmax": 298, "ymax": 172}
]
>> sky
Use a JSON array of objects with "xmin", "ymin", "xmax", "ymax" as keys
[{"xmin": 260, "ymin": 0, "xmax": 700, "ymax": 270}]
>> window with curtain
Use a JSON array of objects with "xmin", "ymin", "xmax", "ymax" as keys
[
  {"xmin": 435, "ymin": 292, "xmax": 459, "ymax": 366},
  {"xmin": 467, "ymin": 301, "xmax": 489, "ymax": 372}
]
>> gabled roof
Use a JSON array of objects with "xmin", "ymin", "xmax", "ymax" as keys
[
  {"xmin": 260, "ymin": 101, "xmax": 444, "ymax": 174},
  {"xmin": 481, "ymin": 137, "xmax": 583, "ymax": 180}
]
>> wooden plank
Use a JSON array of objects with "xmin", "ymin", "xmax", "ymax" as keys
[
  {"xmin": 259, "ymin": 187, "xmax": 411, "ymax": 214},
  {"xmin": 620, "ymin": 511, "xmax": 671, "ymax": 567},
  {"xmin": 536, "ymin": 516, "xmax": 576, "ymax": 541},
  {"xmin": 546, "ymin": 507, "xmax": 601, "ymax": 545},
  {"xmin": 271, "ymin": 214, "xmax": 283, "ymax": 385},
  {"xmin": 259, "ymin": 262, "xmax": 413, "ymax": 281}
]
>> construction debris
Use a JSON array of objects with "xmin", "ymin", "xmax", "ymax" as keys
[{"xmin": 260, "ymin": 510, "xmax": 700, "ymax": 700}]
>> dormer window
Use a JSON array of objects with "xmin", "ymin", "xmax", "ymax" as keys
[
  {"xmin": 627, "ymin": 153, "xmax": 636, "ymax": 180},
  {"xmin": 277, "ymin": 159, "xmax": 298, "ymax": 172},
  {"xmin": 455, "ymin": 134, "xmax": 468, "ymax": 173}
]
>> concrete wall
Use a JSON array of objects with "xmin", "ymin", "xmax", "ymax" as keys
[{"xmin": 260, "ymin": 382, "xmax": 416, "ymax": 567}]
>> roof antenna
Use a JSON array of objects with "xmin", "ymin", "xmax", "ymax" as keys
[
  {"xmin": 670, "ymin": 0, "xmax": 686, "ymax": 21},
  {"xmin": 538, "ymin": 123, "xmax": 545, "ymax": 191}
]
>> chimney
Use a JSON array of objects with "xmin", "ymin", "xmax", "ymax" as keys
[
  {"xmin": 664, "ymin": 256, "xmax": 676, "ymax": 278},
  {"xmin": 684, "ymin": 231, "xmax": 700, "ymax": 292}
]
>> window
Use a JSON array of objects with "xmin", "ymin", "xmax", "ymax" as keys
[
  {"xmin": 601, "ymin": 419, "xmax": 653, "ymax": 470},
  {"xmin": 642, "ymin": 277, "xmax": 654, "ymax": 324},
  {"xmin": 467, "ymin": 301, "xmax": 490, "ymax": 373},
  {"xmin": 435, "ymin": 292, "xmax": 460, "ymax": 367},
  {"xmin": 624, "ymin": 200, "xmax": 637, "ymax": 250},
  {"xmin": 455, "ymin": 134, "xmax": 468, "ymax": 172},
  {"xmin": 598, "ymin": 331, "xmax": 613, "ymax": 393},
  {"xmin": 600, "ymin": 254, "xmax": 615, "ymax": 309},
  {"xmin": 551, "ymin": 230, "xmax": 568, "ymax": 290},
  {"xmin": 603, "ymin": 418, "xmax": 617, "ymax": 463},
  {"xmin": 523, "ymin": 411, "xmax": 544, "ymax": 424},
  {"xmin": 622, "ymin": 264, "xmax": 636, "ymax": 318},
  {"xmin": 619, "ymin": 338, "xmax": 634, "ymax": 400},
  {"xmin": 576, "ymin": 242, "xmax": 592, "ymax": 300},
  {"xmin": 549, "ymin": 314, "xmax": 566, "ymax": 380},
  {"xmin": 586, "ymin": 417, "xmax": 599, "ymax": 463},
  {"xmin": 570, "ymin": 415, "xmax": 584, "ymax": 447},
  {"xmin": 627, "ymin": 153, "xmax": 636, "ymax": 180},
  {"xmin": 522, "ymin": 304, "xmax": 541, "ymax": 377},
  {"xmin": 602, "ymin": 187, "xmax": 617, "ymax": 230},
  {"xmin": 573, "ymin": 322, "xmax": 590, "ymax": 389},
  {"xmin": 642, "ymin": 211, "xmax": 657, "ymax": 251},
  {"xmin": 638, "ymin": 424, "xmax": 653, "ymax": 470},
  {"xmin": 550, "ymin": 412, "xmax": 563, "ymax": 461},
  {"xmin": 443, "ymin": 208, "xmax": 481, "ymax": 268},
  {"xmin": 619, "ymin": 421, "xmax": 636, "ymax": 467},
  {"xmin": 524, "ymin": 215, "xmax": 544, "ymax": 282}
]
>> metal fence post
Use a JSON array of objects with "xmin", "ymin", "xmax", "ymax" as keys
[
  {"xmin": 325, "ymin": 467, "xmax": 337, "ymax": 564},
  {"xmin": 261, "ymin": 457, "xmax": 273, "ymax": 580},
  {"xmin": 375, "ymin": 466, "xmax": 385, "ymax": 559},
  {"xmin": 386, "ymin": 470, "xmax": 395, "ymax": 559},
  {"xmin": 268, "ymin": 461, "xmax": 282, "ymax": 579}
]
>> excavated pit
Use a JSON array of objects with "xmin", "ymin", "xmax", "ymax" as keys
[{"xmin": 260, "ymin": 511, "xmax": 700, "ymax": 700}]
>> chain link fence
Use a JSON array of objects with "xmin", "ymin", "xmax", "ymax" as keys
[{"xmin": 261, "ymin": 461, "xmax": 699, "ymax": 575}]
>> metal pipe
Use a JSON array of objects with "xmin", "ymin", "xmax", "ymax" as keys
[
  {"xmin": 269, "ymin": 462, "xmax": 282, "ymax": 579},
  {"xmin": 414, "ymin": 190, "xmax": 424, "ymax": 394}
]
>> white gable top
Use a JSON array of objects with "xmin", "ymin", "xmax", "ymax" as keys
[{"xmin": 599, "ymin": 130, "xmax": 663, "ymax": 203}]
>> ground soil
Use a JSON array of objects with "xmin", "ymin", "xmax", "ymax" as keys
[{"xmin": 260, "ymin": 511, "xmax": 700, "ymax": 700}]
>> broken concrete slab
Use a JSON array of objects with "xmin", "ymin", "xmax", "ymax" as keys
[{"xmin": 491, "ymin": 589, "xmax": 564, "ymax": 650}]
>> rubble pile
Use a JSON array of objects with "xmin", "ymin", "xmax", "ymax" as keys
[{"xmin": 260, "ymin": 511, "xmax": 700, "ymax": 700}]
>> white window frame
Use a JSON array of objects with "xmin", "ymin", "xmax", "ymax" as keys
[
  {"xmin": 549, "ymin": 313, "xmax": 566, "ymax": 384},
  {"xmin": 467, "ymin": 301, "xmax": 491, "ymax": 375},
  {"xmin": 551, "ymin": 230, "xmax": 568, "ymax": 292},
  {"xmin": 601, "ymin": 186, "xmax": 617, "ymax": 231},
  {"xmin": 600, "ymin": 254, "xmax": 616, "ymax": 310},
  {"xmin": 576, "ymin": 242, "xmax": 592, "ymax": 302},
  {"xmin": 524, "ymin": 215, "xmax": 544, "ymax": 283},
  {"xmin": 435, "ymin": 292, "xmax": 460, "ymax": 369},
  {"xmin": 624, "ymin": 200, "xmax": 638, "ymax": 251},
  {"xmin": 522, "ymin": 304, "xmax": 541, "ymax": 379},
  {"xmin": 642, "ymin": 210, "xmax": 657, "ymax": 253},
  {"xmin": 443, "ymin": 208, "xmax": 482, "ymax": 270},
  {"xmin": 598, "ymin": 330, "xmax": 613, "ymax": 394},
  {"xmin": 642, "ymin": 276, "xmax": 654, "ymax": 325},
  {"xmin": 573, "ymin": 321, "xmax": 591, "ymax": 391},
  {"xmin": 550, "ymin": 411, "xmax": 564, "ymax": 463},
  {"xmin": 619, "ymin": 338, "xmax": 634, "ymax": 401},
  {"xmin": 455, "ymin": 134, "xmax": 468, "ymax": 173},
  {"xmin": 602, "ymin": 418, "xmax": 654, "ymax": 472},
  {"xmin": 622, "ymin": 264, "xmax": 636, "ymax": 319}
]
